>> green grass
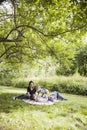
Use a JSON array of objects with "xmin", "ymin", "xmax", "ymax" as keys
[{"xmin": 0, "ymin": 86, "xmax": 87, "ymax": 130}]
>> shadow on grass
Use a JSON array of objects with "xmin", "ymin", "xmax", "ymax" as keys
[
  {"xmin": 0, "ymin": 93, "xmax": 54, "ymax": 113},
  {"xmin": 0, "ymin": 93, "xmax": 24, "ymax": 113}
]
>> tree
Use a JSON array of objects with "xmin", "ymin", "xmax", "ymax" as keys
[
  {"xmin": 76, "ymin": 44, "xmax": 87, "ymax": 76},
  {"xmin": 0, "ymin": 0, "xmax": 87, "ymax": 66}
]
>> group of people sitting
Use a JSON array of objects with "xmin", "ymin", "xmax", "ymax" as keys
[{"xmin": 14, "ymin": 81, "xmax": 67, "ymax": 102}]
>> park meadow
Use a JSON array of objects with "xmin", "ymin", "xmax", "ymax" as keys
[{"xmin": 0, "ymin": 0, "xmax": 87, "ymax": 130}]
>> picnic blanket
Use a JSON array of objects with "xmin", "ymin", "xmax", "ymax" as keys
[
  {"xmin": 22, "ymin": 97, "xmax": 60, "ymax": 105},
  {"xmin": 13, "ymin": 96, "xmax": 60, "ymax": 105}
]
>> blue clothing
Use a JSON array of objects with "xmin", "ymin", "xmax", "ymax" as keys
[
  {"xmin": 37, "ymin": 88, "xmax": 46, "ymax": 94},
  {"xmin": 48, "ymin": 91, "xmax": 67, "ymax": 101}
]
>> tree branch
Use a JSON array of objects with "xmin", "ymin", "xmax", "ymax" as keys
[
  {"xmin": 6, "ymin": 24, "xmax": 87, "ymax": 38},
  {"xmin": 0, "ymin": 23, "xmax": 86, "ymax": 43},
  {"xmin": 11, "ymin": 0, "xmax": 17, "ymax": 27},
  {"xmin": 0, "ymin": 44, "xmax": 38, "ymax": 60},
  {"xmin": 0, "ymin": 46, "xmax": 15, "ymax": 59},
  {"xmin": 0, "ymin": 37, "xmax": 22, "ymax": 42}
]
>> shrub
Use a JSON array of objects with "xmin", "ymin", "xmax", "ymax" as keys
[
  {"xmin": 36, "ymin": 76, "xmax": 87, "ymax": 96},
  {"xmin": 13, "ymin": 81, "xmax": 28, "ymax": 88},
  {"xmin": 0, "ymin": 79, "xmax": 13, "ymax": 86},
  {"xmin": 0, "ymin": 75, "xmax": 87, "ymax": 96}
]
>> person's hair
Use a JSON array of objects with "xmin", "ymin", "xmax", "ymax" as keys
[{"xmin": 29, "ymin": 81, "xmax": 34, "ymax": 86}]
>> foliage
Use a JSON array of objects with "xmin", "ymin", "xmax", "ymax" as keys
[
  {"xmin": 0, "ymin": 0, "xmax": 87, "ymax": 78},
  {"xmin": 0, "ymin": 0, "xmax": 87, "ymax": 64},
  {"xmin": 0, "ymin": 62, "xmax": 21, "ymax": 86},
  {"xmin": 2, "ymin": 75, "xmax": 86, "ymax": 96},
  {"xmin": 37, "ymin": 76, "xmax": 87, "ymax": 95},
  {"xmin": 76, "ymin": 44, "xmax": 87, "ymax": 76}
]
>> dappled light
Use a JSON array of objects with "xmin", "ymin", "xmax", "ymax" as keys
[{"xmin": 0, "ymin": 0, "xmax": 87, "ymax": 129}]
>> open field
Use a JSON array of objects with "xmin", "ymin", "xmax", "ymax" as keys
[{"xmin": 0, "ymin": 86, "xmax": 87, "ymax": 130}]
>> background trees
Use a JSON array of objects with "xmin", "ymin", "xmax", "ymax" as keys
[{"xmin": 0, "ymin": 0, "xmax": 87, "ymax": 77}]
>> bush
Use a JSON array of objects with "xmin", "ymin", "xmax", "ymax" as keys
[
  {"xmin": 0, "ymin": 79, "xmax": 13, "ymax": 86},
  {"xmin": 13, "ymin": 81, "xmax": 28, "ymax": 88},
  {"xmin": 36, "ymin": 76, "xmax": 87, "ymax": 96},
  {"xmin": 0, "ymin": 75, "xmax": 87, "ymax": 96}
]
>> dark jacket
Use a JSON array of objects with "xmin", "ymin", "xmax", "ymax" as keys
[{"xmin": 27, "ymin": 87, "xmax": 36, "ymax": 95}]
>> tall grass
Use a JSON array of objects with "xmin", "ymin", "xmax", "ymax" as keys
[
  {"xmin": 0, "ymin": 75, "xmax": 87, "ymax": 95},
  {"xmin": 12, "ymin": 75, "xmax": 87, "ymax": 96},
  {"xmin": 37, "ymin": 75, "xmax": 87, "ymax": 95}
]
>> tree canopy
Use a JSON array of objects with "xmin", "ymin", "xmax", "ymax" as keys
[{"xmin": 0, "ymin": 0, "xmax": 87, "ymax": 75}]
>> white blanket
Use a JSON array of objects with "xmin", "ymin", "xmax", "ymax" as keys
[{"xmin": 22, "ymin": 97, "xmax": 60, "ymax": 105}]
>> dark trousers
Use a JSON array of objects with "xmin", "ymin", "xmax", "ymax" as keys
[
  {"xmin": 51, "ymin": 91, "xmax": 67, "ymax": 100},
  {"xmin": 15, "ymin": 94, "xmax": 29, "ymax": 100}
]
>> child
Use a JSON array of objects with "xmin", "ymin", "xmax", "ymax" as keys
[{"xmin": 36, "ymin": 85, "xmax": 49, "ymax": 98}]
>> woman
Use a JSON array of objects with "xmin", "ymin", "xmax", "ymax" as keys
[
  {"xmin": 26, "ymin": 81, "xmax": 37, "ymax": 100},
  {"xmin": 14, "ymin": 81, "xmax": 37, "ymax": 100}
]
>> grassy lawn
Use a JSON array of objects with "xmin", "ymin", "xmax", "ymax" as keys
[{"xmin": 0, "ymin": 86, "xmax": 87, "ymax": 130}]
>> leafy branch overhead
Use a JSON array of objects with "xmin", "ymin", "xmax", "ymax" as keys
[
  {"xmin": 0, "ymin": 0, "xmax": 87, "ymax": 64},
  {"xmin": 0, "ymin": 23, "xmax": 86, "ymax": 43},
  {"xmin": 0, "ymin": 0, "xmax": 87, "ymax": 41}
]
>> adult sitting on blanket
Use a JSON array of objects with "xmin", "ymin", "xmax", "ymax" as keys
[
  {"xmin": 27, "ymin": 80, "xmax": 37, "ymax": 100},
  {"xmin": 14, "ymin": 81, "xmax": 37, "ymax": 100}
]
